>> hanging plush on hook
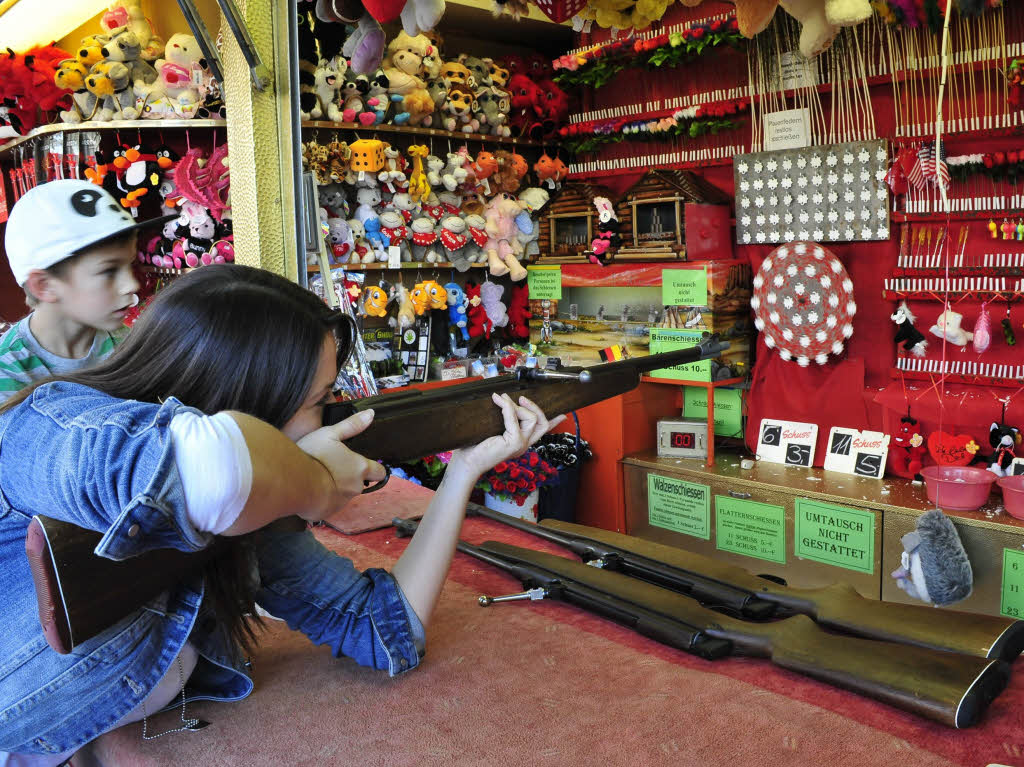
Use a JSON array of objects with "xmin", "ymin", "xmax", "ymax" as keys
[
  {"xmin": 890, "ymin": 301, "xmax": 927, "ymax": 356},
  {"xmin": 751, "ymin": 241, "xmax": 856, "ymax": 366}
]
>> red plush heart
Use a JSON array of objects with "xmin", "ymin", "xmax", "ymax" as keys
[
  {"xmin": 361, "ymin": 0, "xmax": 406, "ymax": 24},
  {"xmin": 531, "ymin": 0, "xmax": 588, "ymax": 23},
  {"xmin": 927, "ymin": 432, "xmax": 978, "ymax": 466}
]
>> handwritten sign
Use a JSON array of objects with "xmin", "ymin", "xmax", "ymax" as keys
[
  {"xmin": 757, "ymin": 418, "xmax": 817, "ymax": 468},
  {"xmin": 662, "ymin": 267, "xmax": 707, "ymax": 307},
  {"xmin": 1002, "ymin": 548, "xmax": 1024, "ymax": 619},
  {"xmin": 794, "ymin": 499, "xmax": 874, "ymax": 574},
  {"xmin": 683, "ymin": 387, "xmax": 743, "ymax": 437},
  {"xmin": 764, "ymin": 108, "xmax": 811, "ymax": 151},
  {"xmin": 527, "ymin": 266, "xmax": 562, "ymax": 300},
  {"xmin": 926, "ymin": 431, "xmax": 977, "ymax": 466},
  {"xmin": 715, "ymin": 496, "xmax": 786, "ymax": 564},
  {"xmin": 648, "ymin": 474, "xmax": 710, "ymax": 540},
  {"xmin": 823, "ymin": 427, "xmax": 890, "ymax": 480},
  {"xmin": 648, "ymin": 328, "xmax": 710, "ymax": 382}
]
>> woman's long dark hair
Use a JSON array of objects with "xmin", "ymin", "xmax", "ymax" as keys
[{"xmin": 1, "ymin": 264, "xmax": 355, "ymax": 653}]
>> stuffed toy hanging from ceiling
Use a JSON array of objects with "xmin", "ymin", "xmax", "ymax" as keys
[{"xmin": 751, "ymin": 240, "xmax": 856, "ymax": 366}]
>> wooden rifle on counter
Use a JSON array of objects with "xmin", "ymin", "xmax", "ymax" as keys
[
  {"xmin": 466, "ymin": 505, "xmax": 1024, "ymax": 663},
  {"xmin": 26, "ymin": 336, "xmax": 729, "ymax": 655},
  {"xmin": 392, "ymin": 518, "xmax": 1013, "ymax": 729}
]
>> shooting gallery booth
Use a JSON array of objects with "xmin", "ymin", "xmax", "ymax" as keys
[{"xmin": 3, "ymin": 0, "xmax": 1024, "ymax": 765}]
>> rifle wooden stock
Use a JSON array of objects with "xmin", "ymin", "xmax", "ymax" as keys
[
  {"xmin": 27, "ymin": 339, "xmax": 727, "ymax": 654},
  {"xmin": 477, "ymin": 541, "xmax": 1011, "ymax": 728},
  {"xmin": 538, "ymin": 519, "xmax": 1024, "ymax": 663}
]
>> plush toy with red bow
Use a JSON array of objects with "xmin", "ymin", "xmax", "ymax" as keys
[
  {"xmin": 506, "ymin": 282, "xmax": 531, "ymax": 340},
  {"xmin": 465, "ymin": 280, "xmax": 493, "ymax": 339}
]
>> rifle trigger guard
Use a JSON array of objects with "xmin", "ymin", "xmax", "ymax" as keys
[{"xmin": 361, "ymin": 464, "xmax": 391, "ymax": 494}]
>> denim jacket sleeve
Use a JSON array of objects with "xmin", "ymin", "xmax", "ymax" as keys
[
  {"xmin": 0, "ymin": 381, "xmax": 213, "ymax": 560},
  {"xmin": 253, "ymin": 527, "xmax": 423, "ymax": 676}
]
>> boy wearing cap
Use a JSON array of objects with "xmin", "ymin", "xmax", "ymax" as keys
[{"xmin": 0, "ymin": 180, "xmax": 175, "ymax": 402}]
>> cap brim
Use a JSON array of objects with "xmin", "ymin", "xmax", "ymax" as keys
[{"xmin": 70, "ymin": 212, "xmax": 181, "ymax": 255}]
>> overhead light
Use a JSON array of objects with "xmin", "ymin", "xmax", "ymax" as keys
[{"xmin": 0, "ymin": 0, "xmax": 112, "ymax": 52}]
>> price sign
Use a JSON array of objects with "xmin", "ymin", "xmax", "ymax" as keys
[
  {"xmin": 662, "ymin": 267, "xmax": 707, "ymax": 307},
  {"xmin": 715, "ymin": 496, "xmax": 786, "ymax": 564},
  {"xmin": 757, "ymin": 418, "xmax": 817, "ymax": 468},
  {"xmin": 1002, "ymin": 548, "xmax": 1024, "ymax": 619},
  {"xmin": 648, "ymin": 474, "xmax": 710, "ymax": 540},
  {"xmin": 823, "ymin": 427, "xmax": 889, "ymax": 480},
  {"xmin": 649, "ymin": 328, "xmax": 710, "ymax": 382},
  {"xmin": 527, "ymin": 266, "xmax": 562, "ymax": 299}
]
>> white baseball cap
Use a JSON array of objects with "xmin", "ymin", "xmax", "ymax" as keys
[{"xmin": 4, "ymin": 179, "xmax": 176, "ymax": 285}]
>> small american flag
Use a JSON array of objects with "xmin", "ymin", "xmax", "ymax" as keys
[
  {"xmin": 932, "ymin": 141, "xmax": 950, "ymax": 189},
  {"xmin": 906, "ymin": 143, "xmax": 927, "ymax": 191}
]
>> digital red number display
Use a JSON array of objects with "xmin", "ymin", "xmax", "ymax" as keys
[{"xmin": 671, "ymin": 431, "xmax": 695, "ymax": 449}]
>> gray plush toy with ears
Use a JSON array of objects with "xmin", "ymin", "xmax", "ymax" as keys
[{"xmin": 891, "ymin": 510, "xmax": 973, "ymax": 607}]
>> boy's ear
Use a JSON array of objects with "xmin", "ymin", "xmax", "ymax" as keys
[{"xmin": 23, "ymin": 270, "xmax": 62, "ymax": 304}]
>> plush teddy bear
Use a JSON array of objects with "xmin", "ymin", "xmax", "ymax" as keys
[
  {"xmin": 506, "ymin": 282, "xmax": 531, "ymax": 340},
  {"xmin": 389, "ymin": 191, "xmax": 419, "ymax": 223},
  {"xmin": 463, "ymin": 213, "xmax": 489, "ymax": 265},
  {"xmin": 409, "ymin": 216, "xmax": 438, "ymax": 261},
  {"xmin": 490, "ymin": 150, "xmax": 520, "ymax": 195},
  {"xmin": 355, "ymin": 185, "xmax": 383, "ymax": 223},
  {"xmin": 347, "ymin": 217, "xmax": 376, "ymax": 263},
  {"xmin": 384, "ymin": 31, "xmax": 436, "ymax": 126},
  {"xmin": 85, "ymin": 60, "xmax": 138, "ymax": 120},
  {"xmin": 327, "ymin": 217, "xmax": 354, "ymax": 264},
  {"xmin": 445, "ymin": 282, "xmax": 469, "ymax": 340},
  {"xmin": 379, "ymin": 209, "xmax": 411, "ymax": 260},
  {"xmin": 484, "ymin": 192, "xmax": 526, "ymax": 279},
  {"xmin": 319, "ymin": 182, "xmax": 349, "ymax": 217},
  {"xmin": 464, "ymin": 281, "xmax": 493, "ymax": 339},
  {"xmin": 480, "ymin": 280, "xmax": 509, "ymax": 328},
  {"xmin": 55, "ymin": 59, "xmax": 98, "ymax": 122},
  {"xmin": 434, "ymin": 214, "xmax": 466, "ymax": 265},
  {"xmin": 137, "ymin": 33, "xmax": 205, "ymax": 118}
]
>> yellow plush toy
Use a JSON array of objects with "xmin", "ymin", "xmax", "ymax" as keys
[{"xmin": 55, "ymin": 60, "xmax": 97, "ymax": 122}]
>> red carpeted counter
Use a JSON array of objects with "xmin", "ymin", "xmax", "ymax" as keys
[{"xmin": 88, "ymin": 515, "xmax": 1023, "ymax": 767}]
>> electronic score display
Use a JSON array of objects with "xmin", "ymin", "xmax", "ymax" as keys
[
  {"xmin": 671, "ymin": 431, "xmax": 696, "ymax": 449},
  {"xmin": 657, "ymin": 419, "xmax": 709, "ymax": 459}
]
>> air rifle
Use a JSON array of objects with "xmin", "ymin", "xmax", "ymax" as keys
[
  {"xmin": 27, "ymin": 337, "xmax": 729, "ymax": 655},
  {"xmin": 468, "ymin": 506, "xmax": 1024, "ymax": 663},
  {"xmin": 392, "ymin": 519, "xmax": 1011, "ymax": 729}
]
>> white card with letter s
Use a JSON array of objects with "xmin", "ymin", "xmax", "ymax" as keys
[
  {"xmin": 757, "ymin": 418, "xmax": 818, "ymax": 467},
  {"xmin": 823, "ymin": 427, "xmax": 889, "ymax": 479}
]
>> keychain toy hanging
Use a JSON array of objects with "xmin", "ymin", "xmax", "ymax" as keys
[
  {"xmin": 973, "ymin": 301, "xmax": 991, "ymax": 354},
  {"xmin": 1003, "ymin": 304, "xmax": 1016, "ymax": 346}
]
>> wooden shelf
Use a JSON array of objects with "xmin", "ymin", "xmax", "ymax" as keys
[
  {"xmin": 301, "ymin": 120, "xmax": 545, "ymax": 147},
  {"xmin": 640, "ymin": 375, "xmax": 745, "ymax": 387},
  {"xmin": 308, "ymin": 261, "xmax": 490, "ymax": 272},
  {"xmin": 0, "ymin": 118, "xmax": 227, "ymax": 156}
]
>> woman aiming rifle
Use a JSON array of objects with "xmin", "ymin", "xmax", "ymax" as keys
[{"xmin": 0, "ymin": 265, "xmax": 564, "ymax": 765}]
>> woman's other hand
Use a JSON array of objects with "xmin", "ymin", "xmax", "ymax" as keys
[
  {"xmin": 295, "ymin": 409, "xmax": 387, "ymax": 521},
  {"xmin": 448, "ymin": 394, "xmax": 566, "ymax": 481}
]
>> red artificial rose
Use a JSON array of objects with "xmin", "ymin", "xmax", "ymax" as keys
[
  {"xmin": 528, "ymin": 453, "xmax": 539, "ymax": 467},
  {"xmin": 517, "ymin": 478, "xmax": 528, "ymax": 489},
  {"xmin": 995, "ymin": 152, "xmax": 1007, "ymax": 166},
  {"xmin": 526, "ymin": 482, "xmax": 537, "ymax": 492},
  {"xmin": 983, "ymin": 154, "xmax": 994, "ymax": 168},
  {"xmin": 1010, "ymin": 151, "xmax": 1019, "ymax": 164},
  {"xmin": 692, "ymin": 27, "xmax": 705, "ymax": 39},
  {"xmin": 491, "ymin": 480, "xmax": 504, "ymax": 491},
  {"xmin": 680, "ymin": 28, "xmax": 691, "ymax": 40},
  {"xmin": 494, "ymin": 462, "xmax": 508, "ymax": 473},
  {"xmin": 515, "ymin": 497, "xmax": 525, "ymax": 506},
  {"xmin": 728, "ymin": 17, "xmax": 739, "ymax": 31},
  {"xmin": 710, "ymin": 18, "xmax": 722, "ymax": 31},
  {"xmin": 509, "ymin": 467, "xmax": 520, "ymax": 479}
]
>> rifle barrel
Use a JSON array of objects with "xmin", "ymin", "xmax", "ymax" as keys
[{"xmin": 478, "ymin": 541, "xmax": 1010, "ymax": 728}]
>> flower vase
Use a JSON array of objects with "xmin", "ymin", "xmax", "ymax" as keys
[{"xmin": 483, "ymin": 489, "xmax": 539, "ymax": 522}]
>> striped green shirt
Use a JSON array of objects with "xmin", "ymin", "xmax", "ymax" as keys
[{"xmin": 0, "ymin": 316, "xmax": 125, "ymax": 403}]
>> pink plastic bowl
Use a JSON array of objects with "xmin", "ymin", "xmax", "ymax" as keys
[
  {"xmin": 997, "ymin": 475, "xmax": 1024, "ymax": 520},
  {"xmin": 920, "ymin": 465, "xmax": 997, "ymax": 512}
]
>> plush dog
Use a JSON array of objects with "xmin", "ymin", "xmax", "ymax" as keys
[
  {"xmin": 102, "ymin": 26, "xmax": 158, "ymax": 87},
  {"xmin": 85, "ymin": 60, "xmax": 137, "ymax": 120},
  {"xmin": 55, "ymin": 59, "xmax": 97, "ymax": 122}
]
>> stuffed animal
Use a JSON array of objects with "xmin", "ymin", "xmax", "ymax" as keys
[
  {"xmin": 778, "ymin": 0, "xmax": 841, "ymax": 58},
  {"xmin": 389, "ymin": 191, "xmax": 418, "ymax": 223},
  {"xmin": 406, "ymin": 144, "xmax": 432, "ymax": 202},
  {"xmin": 340, "ymin": 69, "xmax": 376, "ymax": 124},
  {"xmin": 319, "ymin": 182, "xmax": 349, "ymax": 218},
  {"xmin": 100, "ymin": 0, "xmax": 164, "ymax": 60},
  {"xmin": 327, "ymin": 139, "xmax": 351, "ymax": 183},
  {"xmin": 383, "ymin": 31, "xmax": 436, "ymax": 126},
  {"xmin": 534, "ymin": 154, "xmax": 561, "ymax": 190},
  {"xmin": 102, "ymin": 26, "xmax": 157, "ymax": 87},
  {"xmin": 445, "ymin": 281, "xmax": 469, "ymax": 340},
  {"xmin": 438, "ymin": 215, "xmax": 469, "ymax": 265},
  {"xmin": 365, "ymin": 69, "xmax": 391, "ymax": 123},
  {"xmin": 440, "ymin": 60, "xmax": 473, "ymax": 90},
  {"xmin": 111, "ymin": 142, "xmax": 162, "ymax": 214},
  {"xmin": 476, "ymin": 86, "xmax": 511, "ymax": 137},
  {"xmin": 468, "ymin": 151, "xmax": 498, "ymax": 196},
  {"xmin": 410, "ymin": 281, "xmax": 433, "ymax": 315},
  {"xmin": 363, "ymin": 284, "xmax": 390, "ymax": 317},
  {"xmin": 440, "ymin": 152, "xmax": 469, "ymax": 191},
  {"xmin": 888, "ymin": 416, "xmax": 926, "ymax": 480},
  {"xmin": 517, "ymin": 187, "xmax": 550, "ymax": 259},
  {"xmin": 929, "ymin": 308, "xmax": 973, "ymax": 347},
  {"xmin": 378, "ymin": 145, "xmax": 408, "ymax": 190},
  {"xmin": 355, "ymin": 185, "xmax": 383, "ymax": 224},
  {"xmin": 458, "ymin": 54, "xmax": 492, "ymax": 89},
  {"xmin": 986, "ymin": 422, "xmax": 1021, "ymax": 476},
  {"xmin": 465, "ymin": 281, "xmax": 493, "ymax": 339},
  {"xmin": 507, "ymin": 73, "xmax": 542, "ymax": 138},
  {"xmin": 342, "ymin": 13, "xmax": 386, "ymax": 75},
  {"xmin": 534, "ymin": 78, "xmax": 568, "ymax": 137},
  {"xmin": 591, "ymin": 196, "xmax": 622, "ymax": 263},
  {"xmin": 480, "ymin": 280, "xmax": 509, "ymax": 328},
  {"xmin": 506, "ymin": 282, "xmax": 531, "ymax": 339},
  {"xmin": 85, "ymin": 60, "xmax": 137, "ymax": 121},
  {"xmin": 463, "ymin": 213, "xmax": 489, "ymax": 265},
  {"xmin": 308, "ymin": 56, "xmax": 346, "ymax": 121},
  {"xmin": 138, "ymin": 33, "xmax": 204, "ymax": 118},
  {"xmin": 348, "ymin": 217, "xmax": 376, "ymax": 263},
  {"xmin": 425, "ymin": 154, "xmax": 446, "ymax": 188},
  {"xmin": 364, "ymin": 216, "xmax": 390, "ymax": 257},
  {"xmin": 891, "ymin": 301, "xmax": 927, "ymax": 356},
  {"xmin": 484, "ymin": 192, "xmax": 526, "ymax": 279},
  {"xmin": 75, "ymin": 34, "xmax": 110, "ymax": 68},
  {"xmin": 410, "ymin": 216, "xmax": 439, "ymax": 261},
  {"xmin": 390, "ymin": 283, "xmax": 417, "ymax": 330},
  {"xmin": 423, "ymin": 279, "xmax": 448, "ymax": 309},
  {"xmin": 891, "ymin": 509, "xmax": 973, "ymax": 606},
  {"xmin": 327, "ymin": 217, "xmax": 354, "ymax": 264},
  {"xmin": 379, "ymin": 210, "xmax": 412, "ymax": 261},
  {"xmin": 426, "ymin": 77, "xmax": 448, "ymax": 121},
  {"xmin": 444, "ymin": 84, "xmax": 478, "ymax": 132},
  {"xmin": 485, "ymin": 58, "xmax": 510, "ymax": 88},
  {"xmin": 55, "ymin": 59, "xmax": 98, "ymax": 122}
]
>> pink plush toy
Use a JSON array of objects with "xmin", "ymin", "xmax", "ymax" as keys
[{"xmin": 484, "ymin": 192, "xmax": 526, "ymax": 280}]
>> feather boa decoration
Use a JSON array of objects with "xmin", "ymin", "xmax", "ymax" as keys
[{"xmin": 887, "ymin": 0, "xmax": 919, "ymax": 26}]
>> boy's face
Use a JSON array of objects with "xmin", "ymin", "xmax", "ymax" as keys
[{"xmin": 45, "ymin": 236, "xmax": 140, "ymax": 332}]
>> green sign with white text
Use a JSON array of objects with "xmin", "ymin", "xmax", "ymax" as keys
[
  {"xmin": 527, "ymin": 266, "xmax": 562, "ymax": 299},
  {"xmin": 715, "ymin": 496, "xmax": 786, "ymax": 564},
  {"xmin": 794, "ymin": 498, "xmax": 874, "ymax": 574},
  {"xmin": 662, "ymin": 267, "xmax": 707, "ymax": 307},
  {"xmin": 1002, "ymin": 548, "xmax": 1024, "ymax": 619},
  {"xmin": 648, "ymin": 474, "xmax": 710, "ymax": 540}
]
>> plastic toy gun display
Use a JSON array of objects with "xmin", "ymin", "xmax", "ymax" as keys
[
  {"xmin": 26, "ymin": 336, "xmax": 728, "ymax": 655},
  {"xmin": 393, "ymin": 515, "xmax": 1018, "ymax": 728}
]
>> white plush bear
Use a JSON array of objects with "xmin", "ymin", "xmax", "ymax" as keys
[
  {"xmin": 929, "ymin": 309, "xmax": 974, "ymax": 347},
  {"xmin": 441, "ymin": 151, "xmax": 468, "ymax": 192},
  {"xmin": 425, "ymin": 154, "xmax": 445, "ymax": 188},
  {"xmin": 137, "ymin": 33, "xmax": 204, "ymax": 118}
]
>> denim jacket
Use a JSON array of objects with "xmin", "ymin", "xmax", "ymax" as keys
[{"xmin": 0, "ymin": 382, "xmax": 422, "ymax": 756}]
